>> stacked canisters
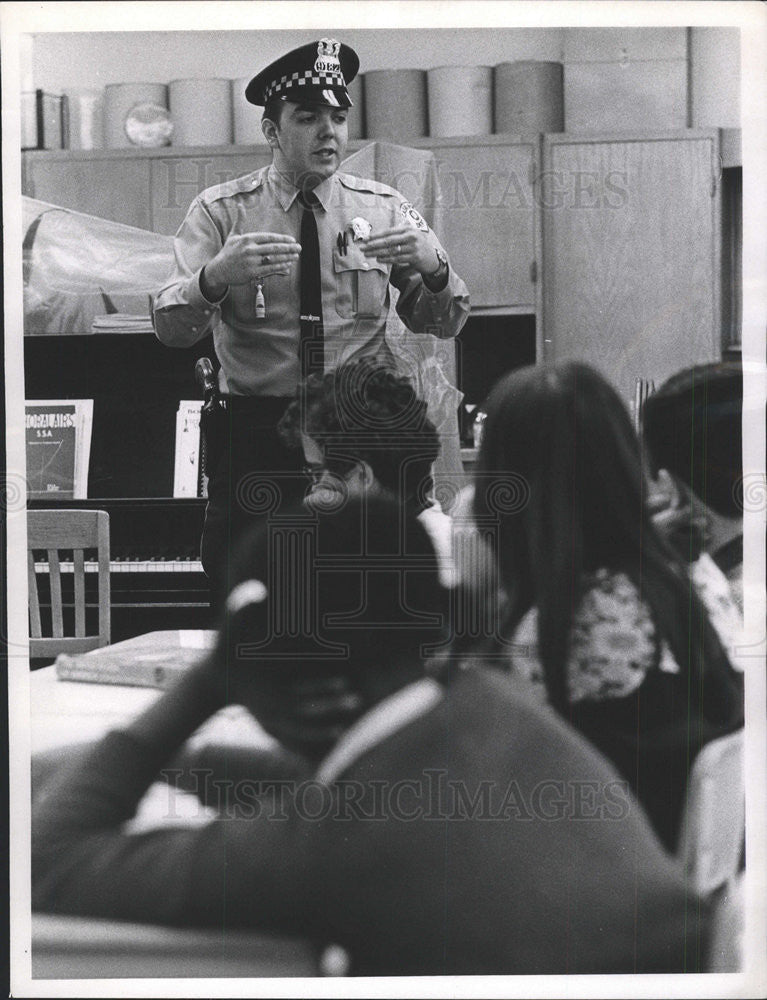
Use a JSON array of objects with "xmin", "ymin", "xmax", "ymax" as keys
[
  {"xmin": 360, "ymin": 60, "xmax": 564, "ymax": 140},
  {"xmin": 58, "ymin": 61, "xmax": 566, "ymax": 149}
]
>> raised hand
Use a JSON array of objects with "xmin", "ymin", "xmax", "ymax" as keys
[
  {"xmin": 362, "ymin": 224, "xmax": 442, "ymax": 276},
  {"xmin": 203, "ymin": 200, "xmax": 301, "ymax": 294}
]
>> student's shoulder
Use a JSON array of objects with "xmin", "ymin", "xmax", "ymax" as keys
[{"xmin": 455, "ymin": 666, "xmax": 626, "ymax": 777}]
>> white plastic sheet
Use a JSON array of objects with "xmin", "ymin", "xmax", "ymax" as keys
[
  {"xmin": 341, "ymin": 142, "xmax": 465, "ymax": 497},
  {"xmin": 23, "ymin": 197, "xmax": 174, "ymax": 335}
]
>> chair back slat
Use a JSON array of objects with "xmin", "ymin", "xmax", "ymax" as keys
[
  {"xmin": 27, "ymin": 510, "xmax": 111, "ymax": 659},
  {"xmin": 96, "ymin": 513, "xmax": 111, "ymax": 647},
  {"xmin": 48, "ymin": 550, "xmax": 64, "ymax": 637},
  {"xmin": 28, "ymin": 550, "xmax": 43, "ymax": 638},
  {"xmin": 73, "ymin": 550, "xmax": 86, "ymax": 637}
]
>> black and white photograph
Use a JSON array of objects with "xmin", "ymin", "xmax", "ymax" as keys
[{"xmin": 3, "ymin": 1, "xmax": 766, "ymax": 996}]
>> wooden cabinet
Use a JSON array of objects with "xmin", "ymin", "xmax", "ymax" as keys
[
  {"xmin": 430, "ymin": 138, "xmax": 538, "ymax": 310},
  {"xmin": 23, "ymin": 145, "xmax": 273, "ymax": 235},
  {"xmin": 540, "ymin": 129, "xmax": 722, "ymax": 405},
  {"xmin": 23, "ymin": 151, "xmax": 153, "ymax": 230}
]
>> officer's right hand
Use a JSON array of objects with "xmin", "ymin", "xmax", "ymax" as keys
[{"xmin": 203, "ymin": 202, "xmax": 301, "ymax": 292}]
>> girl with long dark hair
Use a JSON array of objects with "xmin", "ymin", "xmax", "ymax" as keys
[{"xmin": 471, "ymin": 362, "xmax": 744, "ymax": 849}]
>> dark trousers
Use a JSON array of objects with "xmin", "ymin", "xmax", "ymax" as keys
[{"xmin": 200, "ymin": 396, "xmax": 306, "ymax": 611}]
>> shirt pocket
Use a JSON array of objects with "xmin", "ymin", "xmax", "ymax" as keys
[{"xmin": 333, "ymin": 248, "xmax": 388, "ymax": 319}]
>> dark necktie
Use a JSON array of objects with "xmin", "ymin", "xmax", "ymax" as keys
[{"xmin": 298, "ymin": 190, "xmax": 324, "ymax": 378}]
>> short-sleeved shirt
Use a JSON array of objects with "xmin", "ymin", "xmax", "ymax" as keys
[{"xmin": 154, "ymin": 165, "xmax": 470, "ymax": 396}]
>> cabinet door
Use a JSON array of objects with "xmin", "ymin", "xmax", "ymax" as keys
[
  {"xmin": 432, "ymin": 142, "xmax": 537, "ymax": 309},
  {"xmin": 541, "ymin": 131, "xmax": 721, "ymax": 405},
  {"xmin": 25, "ymin": 155, "xmax": 152, "ymax": 230},
  {"xmin": 150, "ymin": 150, "xmax": 272, "ymax": 235}
]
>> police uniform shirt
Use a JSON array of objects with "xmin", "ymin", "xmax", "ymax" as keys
[{"xmin": 154, "ymin": 164, "xmax": 470, "ymax": 397}]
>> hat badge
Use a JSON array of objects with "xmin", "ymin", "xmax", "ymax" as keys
[{"xmin": 315, "ymin": 37, "xmax": 342, "ymax": 77}]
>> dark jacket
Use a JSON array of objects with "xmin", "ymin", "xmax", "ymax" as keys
[{"xmin": 32, "ymin": 667, "xmax": 709, "ymax": 976}]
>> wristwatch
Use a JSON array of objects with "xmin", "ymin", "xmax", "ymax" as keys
[{"xmin": 426, "ymin": 247, "xmax": 448, "ymax": 279}]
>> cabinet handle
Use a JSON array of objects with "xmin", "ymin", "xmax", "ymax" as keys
[{"xmin": 530, "ymin": 260, "xmax": 538, "ymax": 284}]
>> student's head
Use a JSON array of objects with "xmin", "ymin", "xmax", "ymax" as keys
[
  {"xmin": 642, "ymin": 361, "xmax": 743, "ymax": 520},
  {"xmin": 213, "ymin": 494, "xmax": 449, "ymax": 759},
  {"xmin": 279, "ymin": 360, "xmax": 441, "ymax": 515},
  {"xmin": 246, "ymin": 39, "xmax": 359, "ymax": 187},
  {"xmin": 474, "ymin": 362, "xmax": 647, "ymax": 593}
]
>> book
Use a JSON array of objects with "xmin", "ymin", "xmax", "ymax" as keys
[
  {"xmin": 91, "ymin": 313, "xmax": 155, "ymax": 334},
  {"xmin": 25, "ymin": 399, "xmax": 93, "ymax": 500},
  {"xmin": 21, "ymin": 89, "xmax": 66, "ymax": 150},
  {"xmin": 54, "ymin": 630, "xmax": 216, "ymax": 690},
  {"xmin": 173, "ymin": 400, "xmax": 207, "ymax": 498}
]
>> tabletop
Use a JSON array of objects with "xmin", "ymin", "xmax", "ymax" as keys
[
  {"xmin": 30, "ymin": 629, "xmax": 270, "ymax": 753},
  {"xmin": 30, "ymin": 629, "xmax": 275, "ymax": 829}
]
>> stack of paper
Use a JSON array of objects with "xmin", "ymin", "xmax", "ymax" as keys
[
  {"xmin": 91, "ymin": 313, "xmax": 154, "ymax": 334},
  {"xmin": 25, "ymin": 399, "xmax": 93, "ymax": 499}
]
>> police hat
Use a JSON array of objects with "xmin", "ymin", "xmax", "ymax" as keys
[{"xmin": 245, "ymin": 38, "xmax": 359, "ymax": 108}]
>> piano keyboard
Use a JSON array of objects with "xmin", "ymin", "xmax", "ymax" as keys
[
  {"xmin": 28, "ymin": 499, "xmax": 213, "ymax": 638},
  {"xmin": 34, "ymin": 559, "xmax": 204, "ymax": 574}
]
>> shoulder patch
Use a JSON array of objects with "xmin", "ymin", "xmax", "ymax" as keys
[
  {"xmin": 202, "ymin": 167, "xmax": 267, "ymax": 205},
  {"xmin": 400, "ymin": 201, "xmax": 429, "ymax": 232}
]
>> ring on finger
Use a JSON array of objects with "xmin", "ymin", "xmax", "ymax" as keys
[
  {"xmin": 261, "ymin": 254, "xmax": 271, "ymax": 265},
  {"xmin": 395, "ymin": 244, "xmax": 402, "ymax": 254}
]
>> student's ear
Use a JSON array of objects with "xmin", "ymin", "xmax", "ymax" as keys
[
  {"xmin": 654, "ymin": 467, "xmax": 681, "ymax": 509},
  {"xmin": 359, "ymin": 461, "xmax": 377, "ymax": 490},
  {"xmin": 262, "ymin": 118, "xmax": 280, "ymax": 148},
  {"xmin": 647, "ymin": 467, "xmax": 683, "ymax": 515}
]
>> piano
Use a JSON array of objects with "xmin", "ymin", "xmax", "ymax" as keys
[
  {"xmin": 27, "ymin": 497, "xmax": 214, "ymax": 644},
  {"xmin": 24, "ymin": 332, "xmax": 222, "ymax": 647}
]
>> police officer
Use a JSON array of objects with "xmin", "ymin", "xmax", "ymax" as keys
[{"xmin": 154, "ymin": 38, "xmax": 469, "ymax": 603}]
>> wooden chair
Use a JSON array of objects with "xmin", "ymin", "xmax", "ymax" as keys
[
  {"xmin": 706, "ymin": 870, "xmax": 746, "ymax": 972},
  {"xmin": 27, "ymin": 509, "xmax": 111, "ymax": 659},
  {"xmin": 31, "ymin": 914, "xmax": 348, "ymax": 978},
  {"xmin": 677, "ymin": 729, "xmax": 745, "ymax": 898}
]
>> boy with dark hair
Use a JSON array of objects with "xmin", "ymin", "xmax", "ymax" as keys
[
  {"xmin": 643, "ymin": 360, "xmax": 745, "ymax": 611},
  {"xmin": 279, "ymin": 358, "xmax": 453, "ymax": 583}
]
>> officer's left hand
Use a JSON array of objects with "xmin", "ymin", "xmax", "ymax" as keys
[{"xmin": 362, "ymin": 226, "xmax": 442, "ymax": 276}]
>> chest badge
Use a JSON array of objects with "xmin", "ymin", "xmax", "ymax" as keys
[
  {"xmin": 337, "ymin": 217, "xmax": 372, "ymax": 257},
  {"xmin": 350, "ymin": 216, "xmax": 372, "ymax": 241}
]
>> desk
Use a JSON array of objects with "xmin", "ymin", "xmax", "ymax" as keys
[
  {"xmin": 32, "ymin": 914, "xmax": 324, "ymax": 979},
  {"xmin": 29, "ymin": 631, "xmax": 340, "ymax": 978},
  {"xmin": 31, "ymin": 629, "xmax": 270, "ymax": 754},
  {"xmin": 31, "ymin": 629, "xmax": 276, "ymax": 827}
]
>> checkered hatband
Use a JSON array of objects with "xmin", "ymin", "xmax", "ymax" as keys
[{"xmin": 264, "ymin": 69, "xmax": 346, "ymax": 102}]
